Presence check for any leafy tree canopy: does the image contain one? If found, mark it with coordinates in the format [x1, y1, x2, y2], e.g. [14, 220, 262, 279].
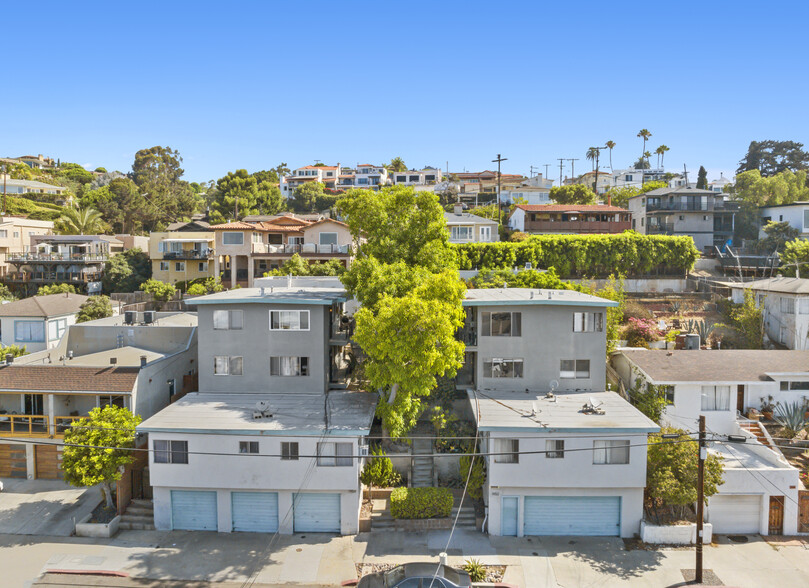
[37, 283, 77, 296]
[737, 140, 809, 176]
[263, 254, 346, 278]
[140, 278, 176, 302]
[604, 180, 668, 208]
[55, 206, 106, 235]
[696, 166, 708, 190]
[210, 168, 284, 223]
[131, 146, 198, 229]
[0, 344, 27, 358]
[61, 405, 141, 508]
[549, 184, 597, 205]
[81, 177, 147, 234]
[289, 181, 340, 214]
[731, 169, 809, 207]
[103, 248, 151, 293]
[387, 157, 407, 172]
[76, 295, 114, 323]
[759, 221, 800, 253]
[782, 239, 809, 277]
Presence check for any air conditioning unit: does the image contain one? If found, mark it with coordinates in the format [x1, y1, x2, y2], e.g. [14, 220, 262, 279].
[143, 311, 156, 324]
[359, 445, 369, 457]
[124, 311, 136, 325]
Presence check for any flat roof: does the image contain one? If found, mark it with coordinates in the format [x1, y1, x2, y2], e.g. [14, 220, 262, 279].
[618, 350, 809, 383]
[464, 288, 617, 308]
[62, 346, 166, 368]
[443, 212, 498, 225]
[721, 277, 809, 295]
[710, 441, 793, 471]
[84, 312, 197, 327]
[468, 390, 658, 433]
[186, 287, 346, 306]
[138, 391, 378, 436]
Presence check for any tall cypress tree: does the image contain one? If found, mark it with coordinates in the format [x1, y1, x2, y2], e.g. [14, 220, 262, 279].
[696, 166, 708, 189]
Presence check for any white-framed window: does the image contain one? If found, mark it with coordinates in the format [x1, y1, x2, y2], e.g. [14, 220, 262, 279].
[281, 442, 299, 461]
[239, 441, 259, 454]
[780, 297, 795, 314]
[47, 318, 67, 341]
[481, 311, 521, 337]
[270, 310, 309, 331]
[494, 438, 519, 463]
[593, 440, 629, 464]
[317, 442, 352, 466]
[15, 321, 45, 343]
[270, 356, 309, 376]
[214, 356, 243, 376]
[483, 358, 524, 378]
[560, 359, 590, 378]
[545, 439, 564, 459]
[213, 309, 243, 330]
[289, 236, 304, 245]
[199, 262, 206, 272]
[572, 312, 603, 332]
[804, 209, 809, 231]
[780, 381, 809, 391]
[13, 232, 18, 238]
[663, 385, 675, 404]
[700, 385, 731, 411]
[98, 395, 126, 408]
[0, 230, 7, 238]
[479, 226, 492, 242]
[154, 440, 188, 464]
[450, 226, 474, 241]
[160, 261, 169, 271]
[252, 232, 263, 244]
[318, 232, 338, 246]
[175, 262, 185, 271]
[222, 232, 244, 245]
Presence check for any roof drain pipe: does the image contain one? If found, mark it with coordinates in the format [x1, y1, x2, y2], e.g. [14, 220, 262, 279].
[482, 506, 488, 535]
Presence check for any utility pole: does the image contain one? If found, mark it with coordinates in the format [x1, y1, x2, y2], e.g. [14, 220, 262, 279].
[492, 154, 507, 226]
[544, 164, 551, 180]
[589, 146, 608, 197]
[566, 158, 580, 183]
[2, 164, 6, 215]
[683, 164, 690, 187]
[696, 415, 706, 585]
[558, 159, 565, 186]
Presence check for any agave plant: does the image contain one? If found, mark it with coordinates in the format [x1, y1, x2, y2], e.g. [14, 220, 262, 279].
[685, 319, 697, 334]
[669, 301, 682, 314]
[774, 401, 809, 438]
[694, 321, 716, 343]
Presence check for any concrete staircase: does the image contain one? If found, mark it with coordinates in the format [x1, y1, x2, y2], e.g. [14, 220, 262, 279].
[739, 421, 774, 450]
[411, 438, 434, 488]
[119, 499, 155, 530]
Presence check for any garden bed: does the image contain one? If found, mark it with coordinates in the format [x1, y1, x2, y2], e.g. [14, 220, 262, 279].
[75, 503, 121, 538]
[355, 563, 506, 583]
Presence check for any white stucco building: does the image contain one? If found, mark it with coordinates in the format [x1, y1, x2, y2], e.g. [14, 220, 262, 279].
[760, 201, 809, 240]
[444, 206, 499, 243]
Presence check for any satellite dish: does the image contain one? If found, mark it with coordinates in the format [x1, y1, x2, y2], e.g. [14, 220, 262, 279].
[589, 397, 603, 409]
[255, 400, 270, 412]
[549, 380, 559, 393]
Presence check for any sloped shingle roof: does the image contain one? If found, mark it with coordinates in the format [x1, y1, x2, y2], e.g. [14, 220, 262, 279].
[0, 293, 89, 318]
[0, 365, 139, 392]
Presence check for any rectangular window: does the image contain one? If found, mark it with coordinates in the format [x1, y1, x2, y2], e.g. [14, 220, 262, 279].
[664, 385, 675, 405]
[593, 440, 629, 464]
[154, 440, 188, 464]
[160, 261, 169, 271]
[545, 439, 564, 459]
[450, 226, 474, 241]
[319, 232, 338, 246]
[199, 262, 206, 272]
[270, 356, 309, 376]
[494, 438, 519, 463]
[317, 442, 353, 466]
[573, 312, 603, 332]
[804, 209, 809, 230]
[214, 356, 243, 376]
[0, 230, 7, 238]
[47, 318, 67, 341]
[781, 381, 809, 391]
[15, 321, 45, 343]
[700, 385, 731, 411]
[560, 359, 590, 378]
[252, 232, 262, 244]
[175, 262, 185, 271]
[481, 311, 521, 337]
[780, 297, 795, 314]
[479, 226, 492, 242]
[269, 310, 310, 331]
[99, 395, 126, 408]
[483, 358, 524, 378]
[281, 442, 299, 460]
[222, 232, 244, 245]
[213, 310, 243, 330]
[239, 441, 259, 454]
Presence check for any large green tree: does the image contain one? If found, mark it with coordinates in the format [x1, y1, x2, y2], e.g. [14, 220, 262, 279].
[637, 129, 652, 163]
[103, 248, 151, 293]
[289, 182, 339, 214]
[81, 178, 147, 234]
[131, 146, 198, 229]
[387, 157, 407, 172]
[549, 184, 597, 205]
[62, 405, 141, 508]
[605, 180, 668, 209]
[56, 206, 105, 235]
[76, 295, 114, 323]
[737, 140, 809, 176]
[696, 166, 708, 189]
[210, 169, 284, 222]
[338, 186, 465, 436]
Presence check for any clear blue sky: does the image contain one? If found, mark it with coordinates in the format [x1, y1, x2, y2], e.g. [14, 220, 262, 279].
[4, 1, 808, 184]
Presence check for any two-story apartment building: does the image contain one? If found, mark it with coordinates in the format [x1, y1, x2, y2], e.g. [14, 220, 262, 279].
[391, 167, 443, 186]
[280, 165, 339, 198]
[457, 288, 658, 537]
[0, 312, 198, 480]
[611, 349, 806, 535]
[3, 234, 123, 295]
[337, 164, 389, 190]
[212, 216, 353, 288]
[139, 285, 374, 534]
[627, 186, 738, 252]
[0, 216, 54, 277]
[508, 205, 631, 235]
[499, 175, 553, 206]
[149, 232, 215, 285]
[445, 206, 499, 243]
[760, 201, 809, 240]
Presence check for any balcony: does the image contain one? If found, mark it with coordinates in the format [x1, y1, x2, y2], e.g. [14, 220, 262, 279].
[523, 220, 631, 234]
[3, 271, 103, 283]
[646, 223, 675, 235]
[251, 243, 352, 256]
[6, 253, 108, 263]
[0, 414, 50, 437]
[162, 250, 213, 260]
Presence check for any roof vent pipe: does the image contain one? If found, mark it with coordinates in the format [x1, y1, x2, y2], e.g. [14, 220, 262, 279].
[140, 355, 147, 367]
[5, 354, 13, 365]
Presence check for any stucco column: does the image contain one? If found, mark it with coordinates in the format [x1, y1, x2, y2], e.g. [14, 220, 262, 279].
[47, 393, 55, 436]
[230, 256, 237, 289]
[213, 256, 220, 281]
[247, 257, 255, 288]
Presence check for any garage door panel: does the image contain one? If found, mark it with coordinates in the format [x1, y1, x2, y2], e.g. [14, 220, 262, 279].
[171, 490, 218, 531]
[232, 492, 279, 533]
[524, 496, 621, 536]
[709, 494, 761, 534]
[0, 444, 27, 478]
[293, 493, 340, 533]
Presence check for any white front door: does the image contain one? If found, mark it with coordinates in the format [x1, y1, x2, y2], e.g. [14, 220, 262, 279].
[501, 496, 518, 536]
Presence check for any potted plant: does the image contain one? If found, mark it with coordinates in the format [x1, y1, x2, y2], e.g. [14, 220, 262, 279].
[760, 396, 775, 420]
[746, 407, 761, 422]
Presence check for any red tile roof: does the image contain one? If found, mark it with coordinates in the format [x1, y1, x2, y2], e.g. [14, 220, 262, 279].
[0, 366, 139, 393]
[515, 204, 629, 213]
[299, 166, 338, 170]
[209, 221, 257, 230]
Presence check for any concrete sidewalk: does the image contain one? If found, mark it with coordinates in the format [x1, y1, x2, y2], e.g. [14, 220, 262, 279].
[0, 478, 100, 536]
[3, 529, 809, 588]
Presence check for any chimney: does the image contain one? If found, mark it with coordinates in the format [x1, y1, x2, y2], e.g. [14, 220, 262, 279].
[453, 203, 463, 215]
[140, 355, 147, 367]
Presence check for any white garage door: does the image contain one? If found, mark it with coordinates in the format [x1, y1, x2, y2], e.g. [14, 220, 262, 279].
[232, 492, 279, 533]
[293, 493, 341, 533]
[708, 494, 762, 534]
[171, 490, 218, 531]
[524, 496, 621, 536]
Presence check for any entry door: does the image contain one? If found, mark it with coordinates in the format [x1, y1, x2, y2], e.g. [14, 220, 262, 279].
[769, 496, 784, 536]
[24, 394, 44, 416]
[501, 497, 518, 536]
[736, 385, 745, 414]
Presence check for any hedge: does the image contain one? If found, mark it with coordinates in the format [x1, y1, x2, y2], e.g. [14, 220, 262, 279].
[390, 487, 453, 519]
[455, 232, 700, 278]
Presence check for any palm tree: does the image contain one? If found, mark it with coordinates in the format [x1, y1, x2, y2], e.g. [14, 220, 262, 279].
[643, 150, 652, 166]
[56, 206, 104, 235]
[637, 129, 652, 164]
[387, 157, 407, 173]
[586, 147, 598, 172]
[656, 145, 670, 169]
[605, 140, 616, 172]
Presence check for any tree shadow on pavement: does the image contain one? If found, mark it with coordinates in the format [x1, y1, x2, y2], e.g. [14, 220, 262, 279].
[541, 537, 666, 579]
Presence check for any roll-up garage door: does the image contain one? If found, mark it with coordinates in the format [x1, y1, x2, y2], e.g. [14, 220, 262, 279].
[171, 490, 218, 531]
[708, 494, 762, 534]
[524, 496, 621, 536]
[232, 492, 279, 533]
[293, 493, 341, 533]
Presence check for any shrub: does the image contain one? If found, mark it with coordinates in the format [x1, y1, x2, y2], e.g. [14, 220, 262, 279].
[459, 454, 486, 501]
[186, 283, 207, 296]
[625, 317, 661, 347]
[139, 278, 176, 302]
[623, 301, 653, 321]
[359, 445, 401, 488]
[389, 487, 453, 519]
[462, 559, 486, 582]
[37, 283, 77, 296]
[0, 344, 28, 358]
[76, 295, 113, 323]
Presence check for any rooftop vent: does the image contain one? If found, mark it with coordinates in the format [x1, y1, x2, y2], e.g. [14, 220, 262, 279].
[253, 400, 273, 420]
[581, 397, 605, 415]
[110, 357, 117, 365]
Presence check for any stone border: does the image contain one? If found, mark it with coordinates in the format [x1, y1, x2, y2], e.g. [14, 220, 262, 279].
[75, 513, 122, 538]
